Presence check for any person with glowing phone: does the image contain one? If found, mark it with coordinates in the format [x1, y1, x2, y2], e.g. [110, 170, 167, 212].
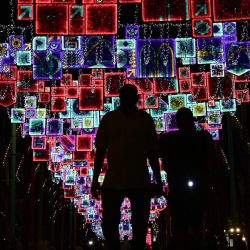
[159, 107, 215, 250]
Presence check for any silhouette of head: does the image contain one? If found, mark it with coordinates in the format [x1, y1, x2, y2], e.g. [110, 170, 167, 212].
[176, 107, 195, 131]
[119, 84, 138, 109]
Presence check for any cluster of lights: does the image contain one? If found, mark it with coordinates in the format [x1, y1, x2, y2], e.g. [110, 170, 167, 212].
[229, 227, 241, 234]
[0, 0, 249, 241]
[225, 228, 248, 245]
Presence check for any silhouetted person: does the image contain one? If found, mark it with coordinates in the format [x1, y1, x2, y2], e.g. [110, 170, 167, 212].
[159, 108, 215, 250]
[91, 84, 163, 250]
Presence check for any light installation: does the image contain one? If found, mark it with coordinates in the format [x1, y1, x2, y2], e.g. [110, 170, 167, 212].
[0, 0, 249, 241]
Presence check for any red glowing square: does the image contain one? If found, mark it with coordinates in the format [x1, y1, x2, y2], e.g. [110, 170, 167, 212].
[35, 0, 51, 3]
[154, 78, 178, 94]
[73, 151, 90, 161]
[69, 5, 86, 35]
[234, 72, 250, 82]
[52, 0, 75, 2]
[17, 4, 34, 21]
[86, 4, 117, 35]
[69, 19, 86, 35]
[80, 168, 88, 176]
[79, 87, 103, 110]
[39, 92, 50, 103]
[89, 162, 94, 168]
[191, 72, 207, 86]
[213, 0, 250, 21]
[38, 81, 45, 92]
[64, 189, 76, 199]
[191, 87, 208, 101]
[142, 0, 167, 22]
[130, 78, 154, 94]
[36, 4, 69, 35]
[92, 80, 104, 86]
[168, 0, 190, 21]
[104, 72, 126, 96]
[17, 70, 32, 82]
[207, 73, 219, 99]
[77, 135, 93, 151]
[83, 0, 117, 2]
[192, 18, 212, 37]
[0, 81, 17, 107]
[99, 0, 117, 2]
[66, 86, 78, 98]
[51, 96, 66, 112]
[60, 74, 73, 86]
[191, 0, 211, 18]
[51, 87, 66, 96]
[92, 69, 104, 79]
[179, 80, 191, 93]
[17, 70, 38, 92]
[33, 148, 50, 162]
[18, 0, 33, 2]
[79, 74, 92, 86]
[236, 90, 249, 103]
[207, 72, 234, 100]
[142, 0, 190, 22]
[119, 0, 141, 2]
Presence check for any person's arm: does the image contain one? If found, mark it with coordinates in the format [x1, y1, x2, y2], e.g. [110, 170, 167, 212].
[91, 147, 106, 199]
[147, 115, 163, 195]
[149, 153, 163, 188]
[91, 115, 108, 199]
[158, 133, 167, 171]
[149, 150, 164, 199]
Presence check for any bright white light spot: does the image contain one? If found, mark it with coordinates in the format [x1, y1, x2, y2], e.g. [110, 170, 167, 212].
[236, 228, 241, 233]
[242, 236, 246, 242]
[188, 181, 194, 187]
[230, 228, 234, 233]
[89, 240, 94, 245]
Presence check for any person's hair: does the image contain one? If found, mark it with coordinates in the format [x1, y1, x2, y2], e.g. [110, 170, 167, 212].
[176, 107, 194, 130]
[119, 84, 138, 107]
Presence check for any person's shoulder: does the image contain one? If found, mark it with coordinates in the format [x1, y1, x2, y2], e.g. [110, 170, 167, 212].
[137, 109, 153, 120]
[102, 110, 119, 119]
[138, 109, 150, 116]
[99, 110, 118, 125]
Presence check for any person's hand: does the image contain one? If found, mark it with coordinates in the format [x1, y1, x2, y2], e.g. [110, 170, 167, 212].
[91, 181, 101, 200]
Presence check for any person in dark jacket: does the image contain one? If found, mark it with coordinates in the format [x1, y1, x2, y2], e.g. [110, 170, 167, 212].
[159, 107, 215, 250]
[91, 84, 163, 250]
